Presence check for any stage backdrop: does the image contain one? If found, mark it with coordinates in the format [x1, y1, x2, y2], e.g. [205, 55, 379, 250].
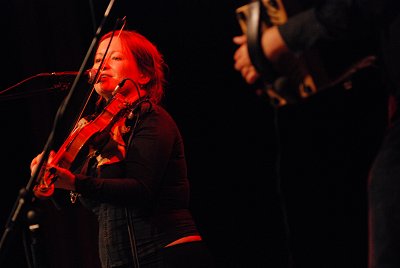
[0, 1, 388, 267]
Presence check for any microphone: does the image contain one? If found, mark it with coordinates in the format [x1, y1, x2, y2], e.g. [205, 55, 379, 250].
[0, 69, 98, 95]
[112, 78, 129, 96]
[41, 69, 98, 84]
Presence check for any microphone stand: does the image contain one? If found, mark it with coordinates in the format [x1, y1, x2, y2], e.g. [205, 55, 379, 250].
[0, 0, 117, 267]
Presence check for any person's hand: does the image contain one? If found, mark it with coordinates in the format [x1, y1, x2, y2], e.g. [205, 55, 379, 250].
[51, 165, 76, 191]
[30, 151, 76, 191]
[30, 151, 53, 177]
[30, 152, 43, 177]
[233, 27, 290, 85]
[233, 35, 260, 84]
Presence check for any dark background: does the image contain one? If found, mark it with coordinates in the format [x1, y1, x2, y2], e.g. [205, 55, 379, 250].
[0, 1, 389, 267]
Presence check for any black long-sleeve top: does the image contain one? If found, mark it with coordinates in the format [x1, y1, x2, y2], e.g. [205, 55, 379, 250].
[75, 102, 190, 209]
[72, 101, 199, 264]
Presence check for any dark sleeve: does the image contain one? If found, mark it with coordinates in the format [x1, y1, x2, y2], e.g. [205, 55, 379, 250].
[278, 0, 394, 52]
[278, 8, 328, 51]
[75, 106, 181, 205]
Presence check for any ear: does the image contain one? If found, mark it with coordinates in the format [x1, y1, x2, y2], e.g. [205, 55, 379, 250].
[138, 74, 150, 86]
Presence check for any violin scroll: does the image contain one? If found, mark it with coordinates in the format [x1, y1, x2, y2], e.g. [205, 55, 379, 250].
[33, 166, 57, 199]
[33, 181, 55, 199]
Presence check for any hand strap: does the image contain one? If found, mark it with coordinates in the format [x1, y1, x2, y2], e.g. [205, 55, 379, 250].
[246, 0, 277, 83]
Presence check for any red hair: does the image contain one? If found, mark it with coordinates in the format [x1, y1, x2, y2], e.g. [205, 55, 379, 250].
[97, 30, 167, 104]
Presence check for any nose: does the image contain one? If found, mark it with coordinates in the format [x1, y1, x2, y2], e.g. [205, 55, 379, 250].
[102, 59, 111, 68]
[94, 55, 111, 71]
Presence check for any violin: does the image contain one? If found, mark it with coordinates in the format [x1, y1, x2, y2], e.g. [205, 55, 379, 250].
[33, 92, 137, 199]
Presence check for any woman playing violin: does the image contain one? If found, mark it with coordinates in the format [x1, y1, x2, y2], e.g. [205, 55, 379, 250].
[30, 29, 214, 268]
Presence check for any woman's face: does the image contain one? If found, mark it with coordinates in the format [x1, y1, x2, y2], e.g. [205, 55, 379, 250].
[92, 37, 141, 100]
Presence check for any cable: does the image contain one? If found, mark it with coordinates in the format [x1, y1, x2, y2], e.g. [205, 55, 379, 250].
[272, 106, 294, 268]
[125, 208, 140, 268]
